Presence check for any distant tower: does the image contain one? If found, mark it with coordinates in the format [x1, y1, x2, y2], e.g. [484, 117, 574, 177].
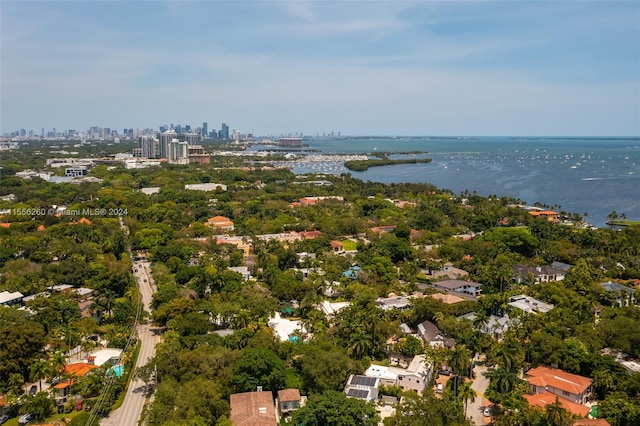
[220, 123, 229, 140]
[202, 122, 208, 138]
[158, 130, 176, 159]
[184, 133, 201, 146]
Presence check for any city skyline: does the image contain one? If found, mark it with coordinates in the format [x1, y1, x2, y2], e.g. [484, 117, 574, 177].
[1, 1, 639, 136]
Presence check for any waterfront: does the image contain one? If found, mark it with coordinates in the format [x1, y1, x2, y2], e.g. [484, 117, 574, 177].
[255, 137, 640, 228]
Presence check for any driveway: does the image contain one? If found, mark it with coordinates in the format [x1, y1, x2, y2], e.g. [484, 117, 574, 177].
[467, 365, 491, 425]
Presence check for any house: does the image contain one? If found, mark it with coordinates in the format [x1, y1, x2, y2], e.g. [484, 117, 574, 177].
[528, 210, 560, 222]
[344, 375, 380, 401]
[206, 216, 235, 230]
[512, 264, 567, 284]
[525, 366, 592, 405]
[0, 291, 24, 307]
[376, 296, 411, 311]
[277, 389, 304, 417]
[599, 280, 637, 306]
[457, 313, 511, 339]
[229, 390, 277, 426]
[87, 348, 123, 367]
[299, 196, 344, 206]
[54, 362, 100, 397]
[369, 225, 396, 237]
[318, 301, 350, 318]
[185, 183, 227, 191]
[299, 230, 322, 239]
[268, 312, 306, 342]
[573, 420, 611, 426]
[417, 320, 455, 348]
[432, 279, 482, 297]
[330, 240, 344, 253]
[508, 295, 554, 314]
[427, 263, 469, 280]
[343, 266, 362, 279]
[524, 392, 590, 418]
[216, 235, 253, 257]
[229, 266, 251, 281]
[365, 355, 432, 394]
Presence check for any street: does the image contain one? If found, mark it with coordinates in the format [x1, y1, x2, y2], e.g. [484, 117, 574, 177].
[100, 260, 161, 426]
[467, 365, 491, 426]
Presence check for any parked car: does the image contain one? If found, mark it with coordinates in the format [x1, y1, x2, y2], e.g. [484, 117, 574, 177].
[28, 385, 37, 395]
[18, 413, 33, 425]
[436, 383, 443, 393]
[483, 407, 491, 417]
[0, 414, 10, 425]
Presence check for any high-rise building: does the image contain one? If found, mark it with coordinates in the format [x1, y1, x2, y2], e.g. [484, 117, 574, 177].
[159, 130, 177, 159]
[220, 123, 229, 140]
[138, 135, 157, 158]
[169, 140, 189, 164]
[202, 122, 208, 138]
[184, 133, 202, 146]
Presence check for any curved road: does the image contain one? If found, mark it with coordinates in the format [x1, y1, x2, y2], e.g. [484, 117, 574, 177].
[101, 258, 161, 426]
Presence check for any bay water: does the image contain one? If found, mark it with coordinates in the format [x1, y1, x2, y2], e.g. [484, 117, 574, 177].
[258, 137, 640, 228]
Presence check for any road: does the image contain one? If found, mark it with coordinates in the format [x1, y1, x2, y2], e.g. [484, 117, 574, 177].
[101, 259, 161, 426]
[467, 365, 491, 426]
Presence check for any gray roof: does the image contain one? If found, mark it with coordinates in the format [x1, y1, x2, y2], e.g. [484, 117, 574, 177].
[433, 279, 482, 289]
[600, 281, 636, 294]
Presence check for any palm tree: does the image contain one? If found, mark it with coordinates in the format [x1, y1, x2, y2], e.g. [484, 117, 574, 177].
[29, 359, 49, 392]
[48, 350, 67, 382]
[487, 366, 519, 394]
[472, 311, 489, 335]
[458, 380, 477, 417]
[545, 397, 572, 426]
[447, 345, 471, 378]
[349, 330, 373, 360]
[493, 340, 521, 372]
[8, 373, 25, 395]
[592, 369, 616, 399]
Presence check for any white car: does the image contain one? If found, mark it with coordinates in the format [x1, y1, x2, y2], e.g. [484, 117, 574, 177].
[436, 383, 443, 393]
[483, 407, 491, 417]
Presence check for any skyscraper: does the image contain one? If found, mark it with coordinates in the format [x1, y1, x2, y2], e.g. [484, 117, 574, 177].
[184, 133, 201, 146]
[220, 123, 229, 140]
[159, 129, 177, 159]
[138, 135, 157, 158]
[202, 122, 208, 138]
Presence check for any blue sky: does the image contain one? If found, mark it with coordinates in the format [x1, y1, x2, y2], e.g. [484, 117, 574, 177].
[1, 1, 639, 136]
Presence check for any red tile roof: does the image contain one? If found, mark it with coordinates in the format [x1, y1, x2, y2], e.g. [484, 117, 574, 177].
[524, 392, 590, 417]
[230, 391, 276, 426]
[277, 389, 301, 402]
[573, 420, 611, 426]
[63, 363, 99, 377]
[526, 366, 592, 395]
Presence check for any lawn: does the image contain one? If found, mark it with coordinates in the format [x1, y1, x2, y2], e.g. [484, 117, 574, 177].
[342, 239, 358, 251]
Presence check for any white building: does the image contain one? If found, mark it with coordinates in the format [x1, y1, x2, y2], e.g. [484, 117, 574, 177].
[184, 183, 227, 192]
[365, 355, 431, 394]
[508, 295, 554, 314]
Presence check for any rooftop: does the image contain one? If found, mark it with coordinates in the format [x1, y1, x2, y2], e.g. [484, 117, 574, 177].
[230, 391, 277, 426]
[508, 295, 554, 314]
[526, 366, 592, 395]
[524, 392, 590, 417]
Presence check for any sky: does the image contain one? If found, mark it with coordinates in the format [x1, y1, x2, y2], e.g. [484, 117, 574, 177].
[1, 1, 639, 136]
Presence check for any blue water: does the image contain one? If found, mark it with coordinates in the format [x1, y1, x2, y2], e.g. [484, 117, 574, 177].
[109, 364, 124, 378]
[255, 137, 640, 227]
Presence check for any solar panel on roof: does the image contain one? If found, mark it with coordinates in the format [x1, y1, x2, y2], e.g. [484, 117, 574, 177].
[351, 375, 376, 387]
[347, 389, 369, 399]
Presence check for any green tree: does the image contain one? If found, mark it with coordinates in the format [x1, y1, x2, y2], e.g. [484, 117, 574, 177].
[384, 392, 472, 426]
[291, 390, 379, 426]
[29, 359, 48, 392]
[21, 391, 54, 421]
[229, 347, 286, 393]
[457, 381, 477, 417]
[544, 397, 572, 426]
